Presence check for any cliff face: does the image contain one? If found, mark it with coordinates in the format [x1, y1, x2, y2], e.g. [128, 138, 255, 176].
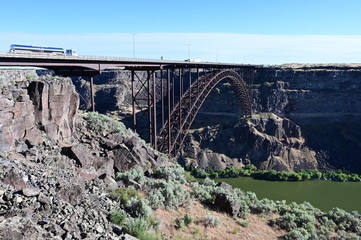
[254, 65, 361, 121]
[185, 64, 361, 172]
[253, 65, 361, 172]
[0, 72, 79, 150]
[181, 113, 318, 171]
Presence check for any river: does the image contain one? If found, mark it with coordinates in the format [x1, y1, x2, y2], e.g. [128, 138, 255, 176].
[214, 177, 361, 213]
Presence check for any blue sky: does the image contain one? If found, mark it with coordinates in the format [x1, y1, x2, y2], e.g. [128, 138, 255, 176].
[1, 0, 361, 64]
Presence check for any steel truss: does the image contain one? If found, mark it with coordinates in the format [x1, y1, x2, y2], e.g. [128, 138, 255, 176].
[131, 67, 254, 156]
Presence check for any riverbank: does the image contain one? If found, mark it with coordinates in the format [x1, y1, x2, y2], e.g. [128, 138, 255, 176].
[187, 164, 361, 182]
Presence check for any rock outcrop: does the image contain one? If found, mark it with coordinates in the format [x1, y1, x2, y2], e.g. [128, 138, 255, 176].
[181, 113, 317, 171]
[0, 70, 170, 239]
[0, 74, 79, 150]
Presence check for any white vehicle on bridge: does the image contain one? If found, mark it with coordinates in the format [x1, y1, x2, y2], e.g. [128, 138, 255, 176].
[184, 59, 202, 62]
[9, 44, 78, 56]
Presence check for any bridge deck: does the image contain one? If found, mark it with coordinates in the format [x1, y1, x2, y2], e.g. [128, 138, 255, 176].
[0, 53, 257, 71]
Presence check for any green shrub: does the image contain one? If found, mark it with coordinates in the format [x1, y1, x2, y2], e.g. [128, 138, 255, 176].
[83, 111, 127, 135]
[110, 209, 127, 226]
[203, 214, 222, 228]
[250, 198, 277, 215]
[146, 215, 161, 229]
[187, 164, 361, 182]
[324, 208, 361, 233]
[147, 189, 166, 209]
[271, 202, 317, 233]
[153, 165, 187, 183]
[175, 218, 185, 229]
[183, 171, 197, 182]
[26, 74, 37, 80]
[232, 227, 239, 234]
[137, 231, 163, 240]
[125, 218, 148, 238]
[238, 220, 249, 228]
[146, 179, 190, 209]
[107, 187, 140, 205]
[284, 228, 310, 240]
[238, 200, 251, 218]
[116, 168, 145, 184]
[183, 213, 194, 226]
[189, 181, 215, 203]
[126, 197, 153, 219]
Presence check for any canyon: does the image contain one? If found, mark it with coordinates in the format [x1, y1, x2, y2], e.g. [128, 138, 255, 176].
[73, 64, 361, 173]
[0, 66, 360, 239]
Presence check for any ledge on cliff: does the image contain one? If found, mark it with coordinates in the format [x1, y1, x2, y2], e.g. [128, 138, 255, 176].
[181, 113, 318, 172]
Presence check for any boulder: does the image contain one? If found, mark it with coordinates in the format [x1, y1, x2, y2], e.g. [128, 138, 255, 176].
[214, 192, 240, 217]
[3, 168, 28, 190]
[22, 187, 41, 197]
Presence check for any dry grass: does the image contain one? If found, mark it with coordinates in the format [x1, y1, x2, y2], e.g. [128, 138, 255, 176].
[153, 199, 285, 240]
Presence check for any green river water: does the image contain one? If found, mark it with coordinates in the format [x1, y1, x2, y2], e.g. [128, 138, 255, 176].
[214, 177, 361, 213]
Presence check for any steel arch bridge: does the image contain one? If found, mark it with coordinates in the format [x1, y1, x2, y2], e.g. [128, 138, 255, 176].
[130, 67, 254, 156]
[0, 53, 255, 156]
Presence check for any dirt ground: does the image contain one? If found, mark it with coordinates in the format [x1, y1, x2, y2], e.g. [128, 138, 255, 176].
[154, 200, 285, 240]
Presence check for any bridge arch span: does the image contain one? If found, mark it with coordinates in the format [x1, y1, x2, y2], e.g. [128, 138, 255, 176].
[157, 69, 252, 155]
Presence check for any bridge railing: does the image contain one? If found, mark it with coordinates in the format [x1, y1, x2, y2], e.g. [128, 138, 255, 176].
[0, 52, 187, 63]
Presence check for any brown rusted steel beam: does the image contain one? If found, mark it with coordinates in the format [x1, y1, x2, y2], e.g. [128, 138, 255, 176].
[131, 70, 136, 132]
[147, 71, 152, 145]
[160, 69, 164, 127]
[90, 76, 95, 111]
[172, 70, 175, 110]
[178, 68, 182, 152]
[189, 68, 192, 111]
[167, 69, 171, 155]
[152, 72, 157, 150]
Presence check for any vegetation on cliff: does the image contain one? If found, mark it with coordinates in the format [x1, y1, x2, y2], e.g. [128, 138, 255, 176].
[187, 164, 361, 182]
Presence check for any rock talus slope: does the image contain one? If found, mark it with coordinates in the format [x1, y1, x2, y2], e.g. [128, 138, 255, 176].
[0, 72, 169, 239]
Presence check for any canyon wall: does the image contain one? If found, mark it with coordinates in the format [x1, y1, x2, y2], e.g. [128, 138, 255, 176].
[68, 64, 361, 173]
[190, 64, 361, 172]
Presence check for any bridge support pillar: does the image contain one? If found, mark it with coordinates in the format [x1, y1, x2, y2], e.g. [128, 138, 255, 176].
[90, 76, 95, 111]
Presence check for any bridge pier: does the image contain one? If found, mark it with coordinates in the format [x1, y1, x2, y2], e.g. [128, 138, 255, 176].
[90, 76, 95, 112]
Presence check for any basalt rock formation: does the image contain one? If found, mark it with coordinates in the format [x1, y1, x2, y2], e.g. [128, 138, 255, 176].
[0, 73, 78, 150]
[181, 113, 317, 171]
[0, 70, 169, 239]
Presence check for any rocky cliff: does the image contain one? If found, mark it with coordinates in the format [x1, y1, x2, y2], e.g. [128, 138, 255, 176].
[253, 64, 361, 172]
[0, 70, 170, 239]
[181, 113, 318, 171]
[0, 72, 78, 150]
[182, 64, 361, 172]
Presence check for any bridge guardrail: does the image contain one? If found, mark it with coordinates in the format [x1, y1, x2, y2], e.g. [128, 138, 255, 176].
[0, 52, 184, 63]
